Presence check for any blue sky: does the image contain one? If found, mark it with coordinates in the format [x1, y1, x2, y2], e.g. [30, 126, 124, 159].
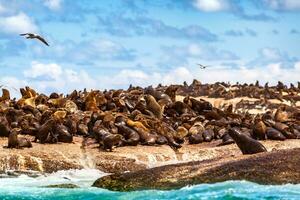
[0, 0, 300, 96]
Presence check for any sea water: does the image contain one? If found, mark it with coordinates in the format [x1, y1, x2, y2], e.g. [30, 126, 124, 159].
[0, 169, 299, 200]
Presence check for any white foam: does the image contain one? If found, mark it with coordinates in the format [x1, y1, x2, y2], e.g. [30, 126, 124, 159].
[0, 169, 108, 188]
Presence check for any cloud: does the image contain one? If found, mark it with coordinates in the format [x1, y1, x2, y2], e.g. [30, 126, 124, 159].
[225, 30, 244, 37]
[263, 0, 300, 11]
[0, 3, 6, 14]
[43, 0, 62, 11]
[272, 29, 279, 34]
[0, 12, 38, 34]
[12, 61, 96, 96]
[290, 29, 300, 34]
[249, 47, 297, 67]
[224, 29, 257, 37]
[27, 38, 137, 64]
[24, 62, 63, 80]
[97, 15, 218, 42]
[235, 11, 276, 22]
[193, 0, 230, 12]
[2, 61, 300, 98]
[160, 43, 239, 66]
[190, 0, 276, 21]
[245, 28, 257, 37]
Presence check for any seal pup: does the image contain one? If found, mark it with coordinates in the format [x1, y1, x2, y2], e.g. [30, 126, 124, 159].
[8, 128, 32, 148]
[228, 128, 267, 155]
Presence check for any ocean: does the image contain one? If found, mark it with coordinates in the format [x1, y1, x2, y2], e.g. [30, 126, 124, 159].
[0, 169, 299, 200]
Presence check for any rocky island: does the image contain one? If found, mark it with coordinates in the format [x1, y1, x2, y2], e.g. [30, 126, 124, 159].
[0, 80, 299, 190]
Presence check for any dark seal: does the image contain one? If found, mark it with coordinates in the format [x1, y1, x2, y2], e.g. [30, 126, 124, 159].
[228, 128, 267, 155]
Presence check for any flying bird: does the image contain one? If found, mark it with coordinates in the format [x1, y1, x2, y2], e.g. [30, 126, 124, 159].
[197, 63, 210, 69]
[20, 33, 49, 46]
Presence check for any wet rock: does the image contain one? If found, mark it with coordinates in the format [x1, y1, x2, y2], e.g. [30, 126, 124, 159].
[93, 148, 300, 191]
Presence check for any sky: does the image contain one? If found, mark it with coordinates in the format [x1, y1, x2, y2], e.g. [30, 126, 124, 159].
[0, 0, 300, 96]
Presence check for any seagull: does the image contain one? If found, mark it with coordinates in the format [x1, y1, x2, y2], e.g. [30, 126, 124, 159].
[20, 33, 49, 46]
[197, 63, 210, 69]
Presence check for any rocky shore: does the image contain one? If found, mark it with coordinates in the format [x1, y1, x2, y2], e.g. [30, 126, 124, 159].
[93, 148, 300, 191]
[1, 136, 300, 174]
[0, 81, 299, 190]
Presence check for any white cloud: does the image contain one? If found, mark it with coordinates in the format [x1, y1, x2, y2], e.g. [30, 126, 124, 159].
[0, 12, 38, 34]
[44, 0, 62, 11]
[0, 3, 6, 14]
[264, 0, 300, 10]
[1, 61, 300, 98]
[193, 0, 230, 12]
[24, 62, 62, 79]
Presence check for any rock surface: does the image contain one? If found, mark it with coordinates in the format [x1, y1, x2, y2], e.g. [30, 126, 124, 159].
[1, 136, 300, 174]
[93, 148, 300, 191]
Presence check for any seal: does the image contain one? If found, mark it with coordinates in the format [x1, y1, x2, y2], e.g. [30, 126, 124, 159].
[188, 133, 203, 144]
[217, 133, 234, 146]
[164, 85, 179, 102]
[144, 95, 163, 119]
[133, 126, 156, 145]
[35, 118, 56, 143]
[228, 128, 267, 154]
[266, 127, 286, 140]
[8, 128, 32, 148]
[188, 122, 205, 135]
[252, 120, 267, 140]
[55, 124, 73, 143]
[273, 122, 296, 139]
[174, 126, 188, 143]
[98, 129, 124, 151]
[115, 122, 140, 146]
[203, 129, 214, 142]
[0, 88, 10, 101]
[0, 115, 10, 137]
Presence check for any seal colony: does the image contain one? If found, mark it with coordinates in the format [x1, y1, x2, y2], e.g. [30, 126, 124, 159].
[0, 80, 299, 155]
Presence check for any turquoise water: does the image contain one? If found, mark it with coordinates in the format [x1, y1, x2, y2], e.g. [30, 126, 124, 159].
[0, 169, 299, 200]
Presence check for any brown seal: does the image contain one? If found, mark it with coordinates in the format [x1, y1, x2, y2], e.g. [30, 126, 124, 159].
[228, 128, 267, 154]
[35, 118, 56, 143]
[54, 124, 73, 143]
[0, 88, 10, 101]
[115, 122, 140, 146]
[98, 129, 124, 151]
[8, 128, 32, 148]
[0, 115, 10, 137]
[252, 120, 267, 140]
[133, 126, 156, 145]
[144, 95, 163, 119]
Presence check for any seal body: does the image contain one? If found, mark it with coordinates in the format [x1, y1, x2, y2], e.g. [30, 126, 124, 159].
[116, 123, 140, 146]
[144, 95, 163, 119]
[228, 128, 267, 154]
[8, 129, 32, 148]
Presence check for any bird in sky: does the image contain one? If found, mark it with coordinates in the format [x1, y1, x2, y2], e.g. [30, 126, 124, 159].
[196, 63, 211, 69]
[20, 33, 49, 46]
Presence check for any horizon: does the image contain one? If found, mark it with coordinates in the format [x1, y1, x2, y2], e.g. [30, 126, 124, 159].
[0, 0, 300, 97]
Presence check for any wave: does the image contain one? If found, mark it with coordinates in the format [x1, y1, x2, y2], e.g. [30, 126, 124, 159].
[0, 169, 300, 200]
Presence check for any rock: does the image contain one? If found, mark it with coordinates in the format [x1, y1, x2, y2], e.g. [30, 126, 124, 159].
[44, 183, 79, 188]
[92, 148, 300, 191]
